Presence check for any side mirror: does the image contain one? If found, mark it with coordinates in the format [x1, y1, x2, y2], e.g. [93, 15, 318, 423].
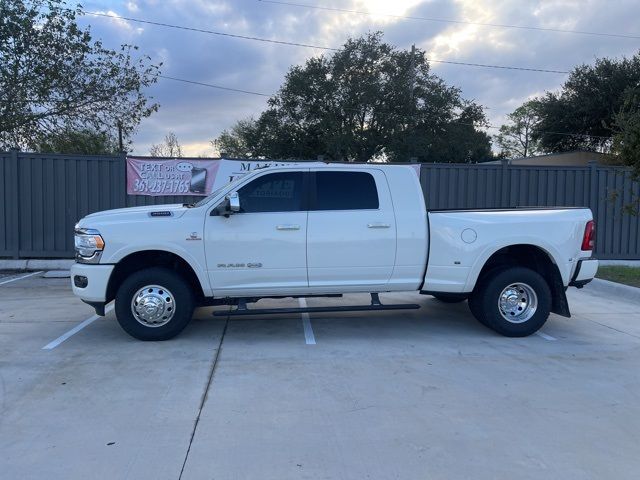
[228, 192, 240, 213]
[211, 191, 241, 217]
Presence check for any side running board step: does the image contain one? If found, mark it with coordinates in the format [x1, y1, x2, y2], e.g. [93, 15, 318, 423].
[213, 303, 421, 317]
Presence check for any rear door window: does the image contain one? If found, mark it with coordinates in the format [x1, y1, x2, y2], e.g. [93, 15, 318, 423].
[314, 171, 379, 210]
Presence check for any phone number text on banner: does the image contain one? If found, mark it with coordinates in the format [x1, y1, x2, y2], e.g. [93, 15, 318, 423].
[126, 157, 221, 196]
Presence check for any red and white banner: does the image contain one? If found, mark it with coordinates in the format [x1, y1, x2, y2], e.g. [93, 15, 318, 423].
[126, 157, 294, 196]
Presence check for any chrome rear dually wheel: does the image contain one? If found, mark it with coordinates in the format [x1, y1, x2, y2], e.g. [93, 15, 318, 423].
[498, 283, 538, 324]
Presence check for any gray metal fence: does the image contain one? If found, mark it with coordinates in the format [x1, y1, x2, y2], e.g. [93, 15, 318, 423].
[419, 162, 640, 259]
[1, 151, 639, 259]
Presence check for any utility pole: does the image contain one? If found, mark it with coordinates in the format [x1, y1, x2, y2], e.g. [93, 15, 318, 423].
[117, 120, 124, 152]
[408, 44, 416, 161]
[410, 44, 416, 104]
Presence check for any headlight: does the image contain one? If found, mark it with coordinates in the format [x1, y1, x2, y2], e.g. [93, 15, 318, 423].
[74, 227, 105, 263]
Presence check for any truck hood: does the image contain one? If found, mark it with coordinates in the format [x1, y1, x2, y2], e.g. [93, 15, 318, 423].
[79, 203, 189, 226]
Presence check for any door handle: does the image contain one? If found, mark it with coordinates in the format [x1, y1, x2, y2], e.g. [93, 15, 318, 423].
[276, 224, 301, 230]
[367, 223, 390, 228]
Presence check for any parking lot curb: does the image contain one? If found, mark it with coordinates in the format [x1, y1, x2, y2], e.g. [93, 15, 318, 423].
[0, 259, 74, 272]
[588, 278, 640, 304]
[598, 260, 640, 267]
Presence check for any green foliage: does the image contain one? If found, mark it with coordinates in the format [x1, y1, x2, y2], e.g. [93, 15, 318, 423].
[611, 87, 640, 215]
[149, 132, 183, 157]
[612, 87, 640, 176]
[36, 129, 119, 154]
[531, 53, 640, 153]
[0, 0, 161, 151]
[494, 101, 541, 158]
[214, 33, 491, 162]
[212, 119, 262, 158]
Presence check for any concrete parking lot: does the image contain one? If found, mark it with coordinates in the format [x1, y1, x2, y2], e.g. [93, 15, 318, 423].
[1, 272, 639, 480]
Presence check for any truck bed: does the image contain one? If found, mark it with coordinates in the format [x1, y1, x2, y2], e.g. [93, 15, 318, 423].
[423, 207, 593, 293]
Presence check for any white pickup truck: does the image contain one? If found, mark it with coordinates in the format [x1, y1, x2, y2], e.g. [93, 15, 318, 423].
[71, 164, 598, 341]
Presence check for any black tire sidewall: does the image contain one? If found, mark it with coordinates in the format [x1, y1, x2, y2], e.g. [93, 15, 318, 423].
[115, 267, 194, 341]
[477, 267, 551, 337]
[432, 293, 468, 303]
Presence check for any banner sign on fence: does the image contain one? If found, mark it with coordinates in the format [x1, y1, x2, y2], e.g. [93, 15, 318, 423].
[126, 157, 295, 196]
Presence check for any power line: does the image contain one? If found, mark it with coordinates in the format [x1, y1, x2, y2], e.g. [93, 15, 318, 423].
[158, 75, 271, 96]
[78, 10, 569, 74]
[80, 10, 337, 51]
[426, 59, 567, 74]
[258, 0, 640, 40]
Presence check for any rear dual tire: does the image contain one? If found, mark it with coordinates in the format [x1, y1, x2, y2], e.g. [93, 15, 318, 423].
[468, 267, 551, 337]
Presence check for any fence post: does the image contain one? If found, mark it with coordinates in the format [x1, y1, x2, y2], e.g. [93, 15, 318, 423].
[120, 151, 128, 208]
[500, 158, 509, 207]
[588, 161, 598, 212]
[9, 149, 20, 259]
[588, 161, 600, 257]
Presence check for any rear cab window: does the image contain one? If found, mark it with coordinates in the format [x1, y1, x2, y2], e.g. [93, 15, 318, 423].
[313, 171, 379, 211]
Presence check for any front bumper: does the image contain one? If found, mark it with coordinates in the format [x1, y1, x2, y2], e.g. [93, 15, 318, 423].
[569, 258, 599, 288]
[70, 263, 114, 303]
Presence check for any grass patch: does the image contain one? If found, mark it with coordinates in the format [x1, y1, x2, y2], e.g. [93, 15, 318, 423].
[596, 266, 640, 288]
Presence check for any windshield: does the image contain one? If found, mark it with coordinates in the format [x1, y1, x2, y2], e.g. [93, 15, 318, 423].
[192, 174, 248, 208]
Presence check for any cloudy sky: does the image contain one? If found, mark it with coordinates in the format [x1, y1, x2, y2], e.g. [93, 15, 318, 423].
[78, 0, 640, 156]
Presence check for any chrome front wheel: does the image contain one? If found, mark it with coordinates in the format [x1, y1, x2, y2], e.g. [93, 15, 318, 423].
[131, 285, 176, 327]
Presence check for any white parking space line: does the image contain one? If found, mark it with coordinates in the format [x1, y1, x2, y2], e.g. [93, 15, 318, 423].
[42, 303, 115, 350]
[535, 331, 557, 341]
[0, 271, 43, 286]
[298, 298, 316, 345]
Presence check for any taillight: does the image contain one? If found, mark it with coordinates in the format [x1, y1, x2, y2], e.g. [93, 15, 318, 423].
[581, 220, 595, 251]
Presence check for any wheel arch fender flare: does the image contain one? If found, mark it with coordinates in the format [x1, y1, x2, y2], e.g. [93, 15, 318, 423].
[466, 242, 570, 318]
[106, 246, 211, 303]
[464, 240, 566, 292]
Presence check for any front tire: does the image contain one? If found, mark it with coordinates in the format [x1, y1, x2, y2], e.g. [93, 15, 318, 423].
[115, 267, 194, 341]
[471, 267, 551, 337]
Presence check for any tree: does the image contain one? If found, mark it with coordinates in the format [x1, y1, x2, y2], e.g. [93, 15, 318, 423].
[214, 33, 491, 162]
[36, 129, 119, 154]
[0, 0, 161, 151]
[149, 132, 183, 157]
[609, 87, 640, 215]
[494, 101, 541, 158]
[530, 53, 640, 153]
[612, 88, 640, 175]
[211, 119, 261, 157]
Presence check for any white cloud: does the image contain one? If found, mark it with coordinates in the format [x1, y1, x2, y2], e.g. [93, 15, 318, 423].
[92, 9, 144, 35]
[125, 1, 139, 13]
